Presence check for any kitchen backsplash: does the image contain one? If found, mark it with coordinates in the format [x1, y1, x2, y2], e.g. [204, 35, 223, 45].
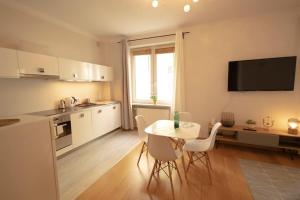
[0, 78, 110, 117]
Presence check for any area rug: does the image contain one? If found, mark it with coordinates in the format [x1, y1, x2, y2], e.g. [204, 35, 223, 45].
[239, 159, 300, 200]
[57, 130, 140, 200]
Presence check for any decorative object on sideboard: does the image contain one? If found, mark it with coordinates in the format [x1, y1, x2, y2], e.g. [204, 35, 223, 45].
[246, 119, 256, 130]
[262, 116, 274, 130]
[288, 118, 299, 135]
[150, 95, 157, 105]
[221, 112, 235, 127]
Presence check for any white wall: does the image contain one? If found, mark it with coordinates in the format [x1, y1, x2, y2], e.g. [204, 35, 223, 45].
[106, 10, 300, 134]
[183, 11, 300, 133]
[103, 42, 123, 102]
[0, 3, 106, 117]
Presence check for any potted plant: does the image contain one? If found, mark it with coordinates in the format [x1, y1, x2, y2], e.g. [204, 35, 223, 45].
[150, 95, 157, 105]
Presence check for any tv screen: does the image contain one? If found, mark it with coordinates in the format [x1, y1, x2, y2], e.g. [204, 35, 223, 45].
[228, 56, 297, 91]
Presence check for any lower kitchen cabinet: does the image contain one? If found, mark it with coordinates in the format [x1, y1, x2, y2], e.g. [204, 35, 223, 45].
[91, 103, 121, 139]
[61, 103, 121, 156]
[109, 103, 121, 132]
[92, 106, 109, 138]
[0, 118, 59, 200]
[71, 110, 93, 148]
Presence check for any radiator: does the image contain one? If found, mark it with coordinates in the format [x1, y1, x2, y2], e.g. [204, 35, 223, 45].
[133, 105, 170, 127]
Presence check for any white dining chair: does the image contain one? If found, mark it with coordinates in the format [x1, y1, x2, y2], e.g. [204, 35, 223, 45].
[183, 122, 222, 183]
[135, 115, 148, 166]
[147, 134, 183, 200]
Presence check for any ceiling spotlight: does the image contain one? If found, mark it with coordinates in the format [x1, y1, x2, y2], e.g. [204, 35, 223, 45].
[193, 0, 199, 2]
[152, 0, 159, 8]
[184, 4, 191, 13]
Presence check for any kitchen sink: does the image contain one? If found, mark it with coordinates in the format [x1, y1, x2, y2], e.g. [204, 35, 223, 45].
[0, 119, 20, 127]
[76, 103, 98, 108]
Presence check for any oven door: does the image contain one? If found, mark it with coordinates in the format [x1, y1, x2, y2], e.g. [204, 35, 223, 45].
[54, 122, 72, 151]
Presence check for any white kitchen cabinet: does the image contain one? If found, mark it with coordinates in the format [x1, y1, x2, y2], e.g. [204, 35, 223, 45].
[0, 118, 59, 200]
[0, 47, 19, 78]
[71, 110, 93, 148]
[91, 103, 121, 140]
[59, 58, 91, 81]
[102, 66, 113, 81]
[18, 51, 59, 76]
[91, 64, 105, 81]
[91, 64, 113, 82]
[107, 103, 121, 132]
[91, 106, 110, 138]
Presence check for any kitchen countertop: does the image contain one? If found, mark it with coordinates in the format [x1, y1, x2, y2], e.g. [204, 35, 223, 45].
[0, 115, 48, 130]
[29, 101, 120, 118]
[0, 101, 120, 127]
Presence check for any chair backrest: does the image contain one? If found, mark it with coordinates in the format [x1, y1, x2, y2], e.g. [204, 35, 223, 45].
[148, 134, 178, 161]
[207, 122, 222, 151]
[178, 112, 192, 122]
[135, 115, 147, 141]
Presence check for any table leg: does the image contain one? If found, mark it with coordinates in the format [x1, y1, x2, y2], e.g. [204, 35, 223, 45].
[178, 139, 187, 179]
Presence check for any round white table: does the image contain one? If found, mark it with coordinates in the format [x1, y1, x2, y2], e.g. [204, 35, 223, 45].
[144, 120, 201, 175]
[145, 120, 200, 140]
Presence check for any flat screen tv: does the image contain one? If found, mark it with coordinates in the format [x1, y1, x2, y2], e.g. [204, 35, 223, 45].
[228, 56, 297, 91]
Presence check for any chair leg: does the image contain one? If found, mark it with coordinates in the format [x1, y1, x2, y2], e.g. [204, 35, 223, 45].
[187, 151, 194, 165]
[173, 161, 182, 183]
[137, 142, 145, 166]
[204, 154, 212, 184]
[175, 141, 179, 150]
[157, 161, 162, 176]
[147, 160, 157, 189]
[167, 161, 175, 200]
[186, 152, 194, 172]
[205, 152, 213, 170]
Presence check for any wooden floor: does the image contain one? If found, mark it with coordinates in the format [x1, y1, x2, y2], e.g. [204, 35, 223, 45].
[78, 143, 300, 200]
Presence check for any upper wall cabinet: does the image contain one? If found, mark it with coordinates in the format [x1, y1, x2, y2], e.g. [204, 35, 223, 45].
[0, 47, 113, 82]
[18, 51, 59, 76]
[92, 64, 113, 82]
[102, 66, 113, 81]
[0, 47, 19, 78]
[59, 58, 91, 81]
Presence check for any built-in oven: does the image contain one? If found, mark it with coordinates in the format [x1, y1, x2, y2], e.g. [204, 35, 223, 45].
[53, 114, 72, 151]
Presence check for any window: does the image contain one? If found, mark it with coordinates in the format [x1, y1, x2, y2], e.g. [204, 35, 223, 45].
[131, 45, 175, 105]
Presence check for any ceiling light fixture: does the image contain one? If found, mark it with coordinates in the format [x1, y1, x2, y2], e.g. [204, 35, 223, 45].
[152, 0, 159, 8]
[184, 4, 191, 13]
[151, 0, 197, 13]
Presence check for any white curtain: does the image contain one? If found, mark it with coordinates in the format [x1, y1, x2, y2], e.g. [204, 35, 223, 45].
[121, 39, 134, 130]
[171, 31, 186, 116]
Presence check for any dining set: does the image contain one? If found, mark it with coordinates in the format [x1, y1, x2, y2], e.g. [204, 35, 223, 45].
[135, 112, 222, 199]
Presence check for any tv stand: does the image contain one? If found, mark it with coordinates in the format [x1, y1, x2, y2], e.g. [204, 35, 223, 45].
[208, 124, 300, 159]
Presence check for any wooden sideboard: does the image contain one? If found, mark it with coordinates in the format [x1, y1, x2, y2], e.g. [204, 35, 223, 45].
[209, 124, 300, 158]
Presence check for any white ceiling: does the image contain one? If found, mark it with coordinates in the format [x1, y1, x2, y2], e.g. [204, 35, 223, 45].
[1, 0, 300, 39]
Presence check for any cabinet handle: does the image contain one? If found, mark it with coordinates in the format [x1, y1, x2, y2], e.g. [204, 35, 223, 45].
[38, 68, 45, 73]
[73, 73, 78, 78]
[101, 76, 105, 79]
[98, 110, 102, 113]
[113, 106, 116, 109]
[80, 113, 85, 118]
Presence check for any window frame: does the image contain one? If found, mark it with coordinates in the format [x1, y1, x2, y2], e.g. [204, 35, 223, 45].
[130, 44, 175, 105]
